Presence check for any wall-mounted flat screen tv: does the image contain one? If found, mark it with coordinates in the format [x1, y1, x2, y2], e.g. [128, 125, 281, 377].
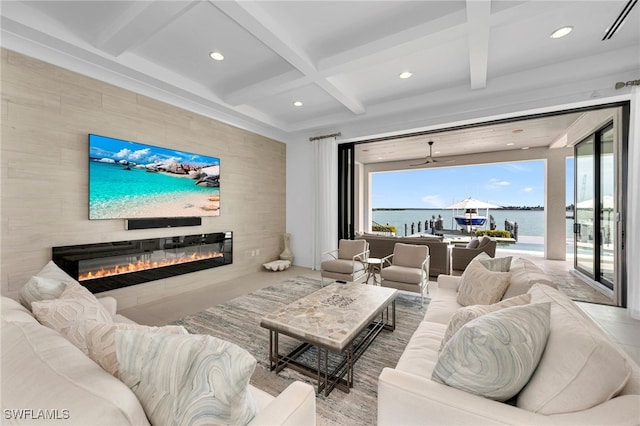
[89, 134, 220, 220]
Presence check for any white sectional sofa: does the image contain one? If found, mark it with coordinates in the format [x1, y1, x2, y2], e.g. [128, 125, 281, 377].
[378, 257, 640, 425]
[1, 292, 316, 425]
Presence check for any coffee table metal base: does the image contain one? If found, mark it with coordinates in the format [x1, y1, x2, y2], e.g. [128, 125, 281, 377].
[268, 301, 395, 396]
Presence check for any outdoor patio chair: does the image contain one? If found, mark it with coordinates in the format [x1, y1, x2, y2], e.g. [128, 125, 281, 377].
[320, 239, 369, 284]
[451, 236, 497, 272]
[380, 243, 430, 306]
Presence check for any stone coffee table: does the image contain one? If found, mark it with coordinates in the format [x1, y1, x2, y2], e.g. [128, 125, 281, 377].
[260, 282, 397, 396]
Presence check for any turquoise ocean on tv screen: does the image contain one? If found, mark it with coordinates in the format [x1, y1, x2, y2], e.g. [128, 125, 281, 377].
[89, 161, 218, 219]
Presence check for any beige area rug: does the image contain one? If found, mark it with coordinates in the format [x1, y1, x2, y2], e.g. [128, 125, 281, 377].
[172, 276, 428, 425]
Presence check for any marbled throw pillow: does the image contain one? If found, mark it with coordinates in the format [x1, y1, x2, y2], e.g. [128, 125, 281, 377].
[18, 261, 79, 310]
[433, 302, 551, 401]
[440, 293, 531, 350]
[456, 260, 511, 306]
[31, 281, 113, 354]
[116, 331, 258, 426]
[85, 321, 188, 377]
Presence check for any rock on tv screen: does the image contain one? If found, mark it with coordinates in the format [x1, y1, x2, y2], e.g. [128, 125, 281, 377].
[89, 134, 220, 219]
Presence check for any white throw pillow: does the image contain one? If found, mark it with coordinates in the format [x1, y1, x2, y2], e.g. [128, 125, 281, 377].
[456, 260, 511, 306]
[19, 276, 67, 311]
[85, 321, 189, 377]
[433, 303, 551, 401]
[503, 258, 556, 299]
[517, 284, 632, 414]
[116, 331, 258, 426]
[476, 254, 512, 272]
[440, 293, 531, 350]
[18, 261, 78, 310]
[31, 281, 113, 354]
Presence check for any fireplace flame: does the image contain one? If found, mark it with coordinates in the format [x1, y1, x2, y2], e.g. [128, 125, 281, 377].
[79, 250, 223, 281]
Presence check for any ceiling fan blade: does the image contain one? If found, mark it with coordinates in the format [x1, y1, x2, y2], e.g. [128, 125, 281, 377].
[410, 159, 431, 167]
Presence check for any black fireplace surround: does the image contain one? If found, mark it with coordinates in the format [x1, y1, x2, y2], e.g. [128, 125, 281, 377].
[52, 232, 232, 293]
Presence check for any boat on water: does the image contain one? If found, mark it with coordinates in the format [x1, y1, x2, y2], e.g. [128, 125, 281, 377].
[447, 197, 500, 233]
[454, 208, 487, 231]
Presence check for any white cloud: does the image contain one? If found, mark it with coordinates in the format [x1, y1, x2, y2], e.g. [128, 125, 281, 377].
[489, 178, 510, 186]
[421, 195, 446, 208]
[114, 148, 150, 161]
[486, 178, 510, 190]
[523, 187, 534, 192]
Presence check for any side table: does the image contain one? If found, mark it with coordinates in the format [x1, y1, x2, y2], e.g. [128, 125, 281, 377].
[364, 257, 383, 285]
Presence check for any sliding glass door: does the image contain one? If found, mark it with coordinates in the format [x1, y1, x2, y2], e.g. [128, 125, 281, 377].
[574, 123, 615, 291]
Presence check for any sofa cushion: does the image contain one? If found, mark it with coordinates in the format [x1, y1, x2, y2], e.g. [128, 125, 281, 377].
[517, 284, 632, 415]
[381, 265, 422, 284]
[18, 261, 78, 310]
[31, 281, 113, 354]
[477, 236, 492, 248]
[321, 258, 364, 274]
[456, 261, 511, 306]
[116, 331, 258, 426]
[502, 258, 556, 299]
[85, 321, 189, 377]
[433, 302, 551, 401]
[422, 285, 461, 325]
[396, 321, 447, 379]
[440, 293, 531, 350]
[1, 317, 149, 425]
[2, 296, 36, 322]
[465, 238, 480, 249]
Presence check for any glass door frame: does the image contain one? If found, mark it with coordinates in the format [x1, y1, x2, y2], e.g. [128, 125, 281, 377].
[572, 104, 628, 307]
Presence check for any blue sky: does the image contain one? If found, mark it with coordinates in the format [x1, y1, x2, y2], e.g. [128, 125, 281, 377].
[372, 159, 575, 208]
[89, 134, 219, 167]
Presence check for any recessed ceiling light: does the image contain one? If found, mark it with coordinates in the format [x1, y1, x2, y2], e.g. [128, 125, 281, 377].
[209, 51, 224, 61]
[293, 101, 303, 107]
[550, 26, 573, 39]
[521, 146, 530, 150]
[506, 142, 515, 146]
[399, 71, 413, 79]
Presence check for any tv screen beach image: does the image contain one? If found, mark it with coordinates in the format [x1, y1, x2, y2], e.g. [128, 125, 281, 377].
[89, 134, 220, 219]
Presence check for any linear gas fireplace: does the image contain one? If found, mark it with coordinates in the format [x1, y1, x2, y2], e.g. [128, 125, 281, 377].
[52, 232, 232, 293]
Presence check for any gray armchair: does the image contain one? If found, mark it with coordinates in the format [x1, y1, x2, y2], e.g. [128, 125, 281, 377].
[380, 243, 430, 306]
[451, 236, 497, 272]
[321, 239, 369, 284]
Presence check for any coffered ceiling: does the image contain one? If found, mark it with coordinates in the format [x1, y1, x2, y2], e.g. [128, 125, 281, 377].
[1, 1, 638, 159]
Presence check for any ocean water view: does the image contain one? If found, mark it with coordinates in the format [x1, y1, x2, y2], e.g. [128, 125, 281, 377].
[372, 208, 574, 253]
[90, 161, 220, 219]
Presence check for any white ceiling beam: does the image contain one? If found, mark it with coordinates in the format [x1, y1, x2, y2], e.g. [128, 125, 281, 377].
[213, 0, 365, 115]
[95, 1, 198, 57]
[223, 1, 557, 106]
[224, 8, 467, 107]
[466, 0, 491, 90]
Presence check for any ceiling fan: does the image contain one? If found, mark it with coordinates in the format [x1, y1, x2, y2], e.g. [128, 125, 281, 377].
[410, 141, 454, 166]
